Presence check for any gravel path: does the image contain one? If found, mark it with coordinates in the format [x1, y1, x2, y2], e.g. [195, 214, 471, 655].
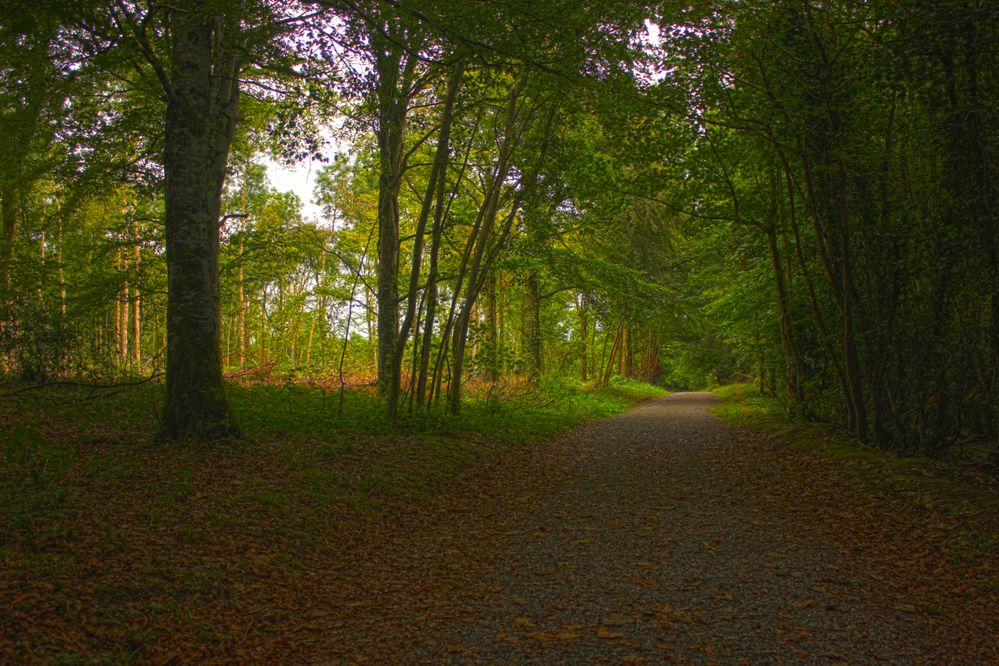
[376, 392, 971, 664]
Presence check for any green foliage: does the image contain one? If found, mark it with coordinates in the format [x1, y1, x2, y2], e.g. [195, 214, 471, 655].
[455, 377, 665, 442]
[710, 383, 783, 423]
[1, 0, 994, 458]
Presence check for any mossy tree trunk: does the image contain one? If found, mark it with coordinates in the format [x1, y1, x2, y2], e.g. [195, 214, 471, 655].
[158, 4, 241, 441]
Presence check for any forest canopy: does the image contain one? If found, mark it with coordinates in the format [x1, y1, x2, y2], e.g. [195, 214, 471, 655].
[1, 0, 996, 458]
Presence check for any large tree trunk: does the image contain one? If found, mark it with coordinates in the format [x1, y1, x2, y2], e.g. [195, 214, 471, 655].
[158, 6, 240, 441]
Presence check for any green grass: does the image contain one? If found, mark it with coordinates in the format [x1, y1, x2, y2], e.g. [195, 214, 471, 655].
[0, 375, 666, 663]
[710, 382, 784, 423]
[226, 376, 665, 444]
[0, 376, 665, 535]
[454, 376, 666, 442]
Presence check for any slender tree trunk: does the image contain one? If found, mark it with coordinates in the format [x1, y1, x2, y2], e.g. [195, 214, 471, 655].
[591, 320, 597, 379]
[623, 326, 633, 378]
[391, 58, 463, 418]
[839, 221, 867, 440]
[616, 325, 625, 376]
[365, 287, 376, 372]
[484, 271, 498, 381]
[260, 287, 268, 361]
[373, 29, 418, 400]
[416, 142, 472, 409]
[578, 295, 588, 382]
[118, 246, 128, 367]
[0, 185, 15, 291]
[766, 223, 805, 412]
[415, 207, 443, 409]
[130, 218, 141, 367]
[524, 269, 541, 383]
[57, 219, 65, 317]
[601, 322, 624, 387]
[306, 246, 325, 368]
[780, 151, 849, 408]
[644, 329, 659, 383]
[238, 186, 247, 367]
[159, 6, 240, 440]
[497, 272, 506, 376]
[447, 85, 523, 414]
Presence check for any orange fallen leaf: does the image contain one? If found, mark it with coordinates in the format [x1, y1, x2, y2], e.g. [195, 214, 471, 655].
[596, 626, 625, 639]
[602, 612, 633, 626]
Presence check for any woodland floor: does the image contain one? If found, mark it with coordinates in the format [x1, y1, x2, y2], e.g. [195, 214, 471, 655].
[1, 389, 997, 663]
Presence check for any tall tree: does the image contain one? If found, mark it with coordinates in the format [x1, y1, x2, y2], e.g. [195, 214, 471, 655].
[146, 2, 244, 439]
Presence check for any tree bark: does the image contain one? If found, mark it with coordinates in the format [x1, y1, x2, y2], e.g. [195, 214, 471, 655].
[766, 223, 805, 412]
[158, 5, 240, 441]
[391, 58, 463, 418]
[601, 322, 624, 387]
[578, 294, 588, 382]
[623, 326, 633, 378]
[524, 269, 542, 383]
[373, 27, 418, 401]
[130, 218, 141, 367]
[484, 270, 498, 381]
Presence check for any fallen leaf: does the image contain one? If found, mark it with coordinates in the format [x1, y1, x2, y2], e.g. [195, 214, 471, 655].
[602, 613, 633, 626]
[597, 626, 625, 639]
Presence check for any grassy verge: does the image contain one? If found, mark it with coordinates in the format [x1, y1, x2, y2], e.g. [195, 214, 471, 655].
[1, 376, 664, 537]
[0, 376, 664, 662]
[710, 383, 999, 553]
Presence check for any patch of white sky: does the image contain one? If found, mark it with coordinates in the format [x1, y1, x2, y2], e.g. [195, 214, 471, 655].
[263, 155, 324, 220]
[634, 18, 670, 86]
[261, 16, 671, 221]
[260, 122, 352, 225]
[258, 11, 364, 224]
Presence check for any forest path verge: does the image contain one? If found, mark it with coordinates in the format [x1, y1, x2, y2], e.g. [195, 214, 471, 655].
[331, 392, 997, 664]
[2, 390, 995, 663]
